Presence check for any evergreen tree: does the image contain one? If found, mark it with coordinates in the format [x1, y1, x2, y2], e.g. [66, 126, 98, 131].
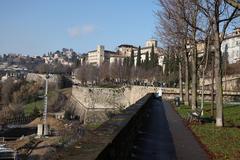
[126, 57, 130, 66]
[154, 53, 159, 66]
[137, 46, 141, 67]
[150, 44, 159, 67]
[145, 51, 149, 69]
[150, 45, 155, 67]
[123, 57, 129, 66]
[130, 49, 134, 67]
[123, 57, 127, 66]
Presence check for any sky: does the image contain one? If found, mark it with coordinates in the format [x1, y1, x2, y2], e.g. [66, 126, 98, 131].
[0, 0, 159, 56]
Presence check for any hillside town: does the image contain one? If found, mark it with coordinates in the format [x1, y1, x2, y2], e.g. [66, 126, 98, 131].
[0, 39, 165, 84]
[1, 30, 240, 83]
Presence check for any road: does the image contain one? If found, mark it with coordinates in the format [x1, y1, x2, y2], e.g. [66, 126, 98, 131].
[130, 98, 209, 160]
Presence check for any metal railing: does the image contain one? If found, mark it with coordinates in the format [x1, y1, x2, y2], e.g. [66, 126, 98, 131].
[0, 145, 17, 160]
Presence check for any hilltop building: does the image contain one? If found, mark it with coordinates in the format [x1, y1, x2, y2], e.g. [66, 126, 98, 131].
[192, 28, 240, 64]
[80, 39, 165, 67]
[118, 44, 137, 57]
[43, 48, 80, 66]
[1, 66, 28, 82]
[222, 28, 240, 64]
[132, 39, 164, 66]
[109, 54, 125, 65]
[87, 45, 116, 66]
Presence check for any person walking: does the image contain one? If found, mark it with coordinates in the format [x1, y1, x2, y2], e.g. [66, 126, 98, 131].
[158, 87, 162, 100]
[155, 87, 163, 100]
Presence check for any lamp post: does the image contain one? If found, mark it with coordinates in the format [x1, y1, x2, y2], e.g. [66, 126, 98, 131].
[43, 74, 49, 136]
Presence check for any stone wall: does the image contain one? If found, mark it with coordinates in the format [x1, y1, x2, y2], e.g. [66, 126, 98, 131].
[96, 94, 153, 160]
[72, 86, 129, 109]
[60, 94, 153, 160]
[199, 74, 240, 91]
[70, 85, 240, 124]
[72, 86, 158, 109]
[71, 86, 159, 124]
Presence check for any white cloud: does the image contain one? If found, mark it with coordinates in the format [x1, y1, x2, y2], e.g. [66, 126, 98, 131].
[82, 25, 95, 34]
[67, 26, 81, 38]
[67, 24, 95, 38]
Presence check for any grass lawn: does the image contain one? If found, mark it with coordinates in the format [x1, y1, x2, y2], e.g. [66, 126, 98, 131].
[24, 89, 61, 116]
[176, 103, 240, 159]
[24, 99, 44, 116]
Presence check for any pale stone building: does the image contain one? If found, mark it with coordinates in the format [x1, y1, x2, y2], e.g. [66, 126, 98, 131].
[133, 39, 165, 66]
[87, 45, 115, 66]
[145, 39, 158, 48]
[79, 53, 88, 65]
[109, 54, 125, 65]
[222, 28, 240, 64]
[82, 39, 164, 67]
[117, 44, 137, 57]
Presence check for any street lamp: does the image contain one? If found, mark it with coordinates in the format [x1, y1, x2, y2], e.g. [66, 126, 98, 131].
[37, 74, 50, 137]
[43, 74, 49, 136]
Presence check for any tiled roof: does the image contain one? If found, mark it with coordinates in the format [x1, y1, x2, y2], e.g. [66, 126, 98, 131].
[118, 44, 137, 48]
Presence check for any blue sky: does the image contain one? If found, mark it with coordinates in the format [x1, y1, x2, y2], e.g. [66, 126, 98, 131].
[0, 0, 158, 55]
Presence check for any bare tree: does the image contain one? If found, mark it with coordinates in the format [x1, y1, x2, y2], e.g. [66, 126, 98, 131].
[184, 45, 190, 106]
[183, 0, 240, 126]
[200, 33, 212, 115]
[199, 1, 239, 127]
[87, 65, 99, 85]
[76, 64, 87, 85]
[99, 62, 110, 82]
[225, 0, 240, 9]
[179, 0, 200, 110]
[1, 78, 19, 105]
[157, 0, 240, 127]
[156, 0, 194, 104]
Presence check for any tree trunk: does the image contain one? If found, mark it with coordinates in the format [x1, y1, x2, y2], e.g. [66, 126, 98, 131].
[201, 70, 205, 115]
[211, 53, 215, 118]
[191, 45, 198, 110]
[224, 57, 227, 91]
[201, 37, 210, 116]
[184, 51, 190, 106]
[191, 12, 198, 110]
[213, 21, 224, 127]
[179, 60, 183, 102]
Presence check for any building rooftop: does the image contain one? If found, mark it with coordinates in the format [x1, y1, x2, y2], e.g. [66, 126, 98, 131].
[118, 44, 137, 48]
[224, 27, 240, 40]
[224, 33, 240, 40]
[87, 50, 116, 54]
[88, 50, 97, 53]
[110, 54, 125, 57]
[105, 50, 116, 54]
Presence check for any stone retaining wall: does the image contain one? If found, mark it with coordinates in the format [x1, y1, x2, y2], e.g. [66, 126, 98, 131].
[71, 86, 158, 124]
[60, 93, 152, 160]
[70, 85, 240, 124]
[95, 94, 153, 160]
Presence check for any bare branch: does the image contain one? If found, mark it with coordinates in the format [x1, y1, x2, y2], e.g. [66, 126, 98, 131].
[222, 8, 239, 40]
[225, 0, 240, 9]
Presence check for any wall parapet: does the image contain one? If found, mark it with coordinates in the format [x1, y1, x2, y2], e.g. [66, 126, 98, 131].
[62, 93, 153, 160]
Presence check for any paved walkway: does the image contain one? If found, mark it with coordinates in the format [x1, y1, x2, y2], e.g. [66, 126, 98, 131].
[130, 98, 209, 160]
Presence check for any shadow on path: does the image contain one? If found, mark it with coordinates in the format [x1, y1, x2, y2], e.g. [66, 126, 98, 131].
[130, 99, 177, 160]
[130, 99, 209, 160]
[163, 101, 209, 160]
